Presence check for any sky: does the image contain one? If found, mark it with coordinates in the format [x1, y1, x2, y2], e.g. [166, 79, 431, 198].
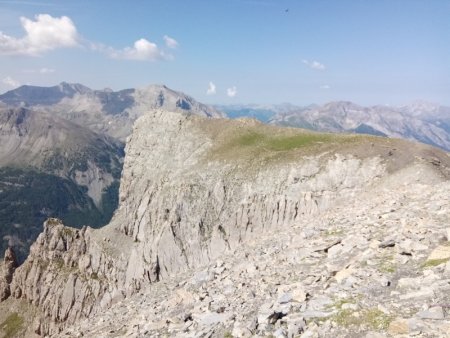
[0, 0, 448, 106]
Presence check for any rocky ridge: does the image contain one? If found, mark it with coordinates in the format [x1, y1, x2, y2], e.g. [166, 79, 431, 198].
[0, 83, 224, 141]
[269, 101, 450, 152]
[1, 110, 450, 337]
[0, 83, 221, 261]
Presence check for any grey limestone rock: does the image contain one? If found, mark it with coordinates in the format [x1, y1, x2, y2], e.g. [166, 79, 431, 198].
[3, 109, 450, 337]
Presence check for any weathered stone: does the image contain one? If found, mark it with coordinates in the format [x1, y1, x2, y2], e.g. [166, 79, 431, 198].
[379, 239, 395, 248]
[388, 318, 410, 335]
[335, 266, 355, 283]
[274, 328, 287, 338]
[193, 311, 232, 326]
[416, 306, 444, 320]
[427, 245, 450, 261]
[232, 324, 252, 338]
[399, 288, 435, 300]
[278, 293, 293, 304]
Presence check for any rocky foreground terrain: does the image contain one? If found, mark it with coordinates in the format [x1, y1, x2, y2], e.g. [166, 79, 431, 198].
[0, 110, 450, 337]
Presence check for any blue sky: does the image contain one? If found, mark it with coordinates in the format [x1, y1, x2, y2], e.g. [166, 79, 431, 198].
[0, 0, 448, 106]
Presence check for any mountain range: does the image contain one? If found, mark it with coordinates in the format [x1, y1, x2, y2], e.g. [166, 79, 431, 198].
[220, 101, 450, 152]
[0, 82, 223, 141]
[0, 83, 221, 261]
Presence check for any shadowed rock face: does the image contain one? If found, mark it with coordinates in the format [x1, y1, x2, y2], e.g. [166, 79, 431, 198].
[0, 248, 17, 301]
[3, 110, 450, 336]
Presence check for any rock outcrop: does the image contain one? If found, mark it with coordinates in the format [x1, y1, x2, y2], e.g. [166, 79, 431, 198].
[0, 248, 17, 301]
[3, 110, 450, 336]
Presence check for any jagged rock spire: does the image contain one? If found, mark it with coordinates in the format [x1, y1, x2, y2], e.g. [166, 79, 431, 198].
[0, 247, 18, 301]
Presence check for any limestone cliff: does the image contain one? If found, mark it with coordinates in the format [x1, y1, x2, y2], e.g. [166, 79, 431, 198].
[3, 110, 450, 336]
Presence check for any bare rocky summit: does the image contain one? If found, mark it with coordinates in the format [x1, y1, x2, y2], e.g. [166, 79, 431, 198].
[1, 110, 450, 337]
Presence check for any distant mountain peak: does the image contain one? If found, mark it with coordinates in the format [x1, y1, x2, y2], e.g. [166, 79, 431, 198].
[58, 82, 93, 95]
[0, 82, 224, 140]
[401, 100, 441, 114]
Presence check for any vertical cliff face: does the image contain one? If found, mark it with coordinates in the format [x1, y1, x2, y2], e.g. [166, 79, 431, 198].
[4, 110, 450, 336]
[112, 111, 387, 284]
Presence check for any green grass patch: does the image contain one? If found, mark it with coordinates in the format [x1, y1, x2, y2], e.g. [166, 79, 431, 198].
[332, 308, 392, 330]
[377, 254, 396, 274]
[1, 312, 24, 338]
[325, 228, 344, 236]
[422, 258, 450, 268]
[231, 132, 332, 152]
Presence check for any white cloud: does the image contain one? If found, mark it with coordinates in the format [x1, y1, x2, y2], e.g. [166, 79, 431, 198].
[227, 86, 237, 98]
[0, 14, 176, 63]
[0, 14, 79, 56]
[206, 81, 216, 95]
[163, 35, 178, 49]
[302, 59, 325, 70]
[320, 84, 330, 89]
[23, 67, 56, 74]
[39, 67, 55, 73]
[2, 76, 20, 88]
[108, 38, 166, 61]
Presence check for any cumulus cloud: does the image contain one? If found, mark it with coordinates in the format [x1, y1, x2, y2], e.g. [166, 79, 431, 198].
[0, 14, 79, 56]
[320, 84, 330, 89]
[206, 81, 216, 95]
[108, 38, 167, 61]
[163, 35, 178, 49]
[2, 76, 20, 88]
[302, 59, 325, 70]
[0, 14, 177, 62]
[227, 86, 237, 98]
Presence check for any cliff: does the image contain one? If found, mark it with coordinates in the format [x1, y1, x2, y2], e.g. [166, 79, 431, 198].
[3, 110, 450, 336]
